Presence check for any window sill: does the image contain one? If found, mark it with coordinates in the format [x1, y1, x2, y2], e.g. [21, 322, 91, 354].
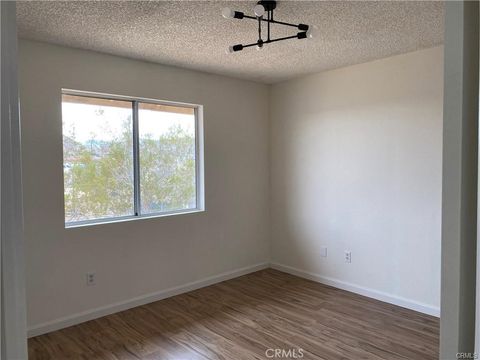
[65, 208, 205, 229]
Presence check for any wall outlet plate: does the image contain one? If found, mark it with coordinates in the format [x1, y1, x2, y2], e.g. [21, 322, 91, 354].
[345, 251, 351, 263]
[86, 272, 96, 286]
[320, 246, 327, 257]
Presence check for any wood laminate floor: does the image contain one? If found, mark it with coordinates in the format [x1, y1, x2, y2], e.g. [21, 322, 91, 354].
[28, 269, 439, 360]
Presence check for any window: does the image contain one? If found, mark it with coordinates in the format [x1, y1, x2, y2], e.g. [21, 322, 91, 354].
[62, 91, 203, 226]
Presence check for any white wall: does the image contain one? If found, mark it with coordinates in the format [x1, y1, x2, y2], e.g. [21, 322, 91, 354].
[270, 46, 443, 314]
[441, 1, 478, 356]
[1, 3, 28, 358]
[18, 40, 270, 332]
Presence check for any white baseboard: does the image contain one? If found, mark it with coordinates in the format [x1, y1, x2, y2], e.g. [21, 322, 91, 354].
[28, 261, 439, 337]
[27, 262, 269, 338]
[270, 263, 440, 317]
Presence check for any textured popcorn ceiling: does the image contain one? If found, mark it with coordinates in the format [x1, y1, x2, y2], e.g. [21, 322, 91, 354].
[17, 1, 444, 84]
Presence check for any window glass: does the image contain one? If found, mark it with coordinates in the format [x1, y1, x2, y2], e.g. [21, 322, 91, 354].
[138, 103, 197, 214]
[62, 94, 134, 223]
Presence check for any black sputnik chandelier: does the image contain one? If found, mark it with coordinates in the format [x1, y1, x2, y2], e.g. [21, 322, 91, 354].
[222, 0, 314, 53]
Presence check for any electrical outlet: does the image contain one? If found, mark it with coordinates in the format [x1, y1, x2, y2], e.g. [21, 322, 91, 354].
[345, 251, 351, 263]
[320, 246, 327, 257]
[86, 272, 96, 286]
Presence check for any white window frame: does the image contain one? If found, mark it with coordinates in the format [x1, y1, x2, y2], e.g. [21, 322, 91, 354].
[62, 89, 205, 228]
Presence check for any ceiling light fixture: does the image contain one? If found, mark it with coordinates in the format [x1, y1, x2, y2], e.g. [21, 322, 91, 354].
[222, 0, 313, 53]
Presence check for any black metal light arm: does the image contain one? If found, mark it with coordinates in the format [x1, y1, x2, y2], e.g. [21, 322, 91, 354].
[229, 32, 307, 52]
[237, 13, 309, 31]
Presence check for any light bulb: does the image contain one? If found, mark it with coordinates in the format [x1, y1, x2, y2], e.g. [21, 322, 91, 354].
[306, 25, 317, 39]
[253, 4, 265, 17]
[226, 45, 235, 54]
[226, 44, 243, 53]
[222, 7, 235, 19]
